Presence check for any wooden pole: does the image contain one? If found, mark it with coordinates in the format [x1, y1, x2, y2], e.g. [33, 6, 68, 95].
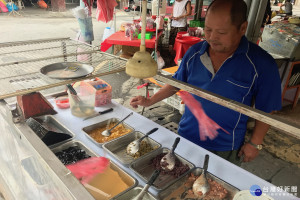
[140, 0, 147, 52]
[155, 73, 300, 139]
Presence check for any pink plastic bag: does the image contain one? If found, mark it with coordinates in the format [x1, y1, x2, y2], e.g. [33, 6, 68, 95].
[82, 0, 93, 15]
[66, 157, 110, 184]
[0, 1, 8, 12]
[96, 0, 117, 23]
[178, 91, 230, 141]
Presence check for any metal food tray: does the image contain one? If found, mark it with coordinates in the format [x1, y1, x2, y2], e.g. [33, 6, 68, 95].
[50, 140, 97, 157]
[82, 118, 134, 147]
[51, 141, 138, 199]
[103, 131, 161, 167]
[109, 161, 138, 199]
[114, 186, 158, 200]
[86, 160, 138, 200]
[158, 167, 240, 200]
[130, 148, 195, 191]
[33, 115, 74, 148]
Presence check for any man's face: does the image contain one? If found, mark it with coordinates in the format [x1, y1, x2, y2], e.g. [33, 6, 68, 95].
[204, 8, 247, 54]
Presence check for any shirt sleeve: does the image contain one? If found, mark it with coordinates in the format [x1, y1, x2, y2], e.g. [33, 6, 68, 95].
[173, 58, 187, 82]
[173, 43, 197, 82]
[254, 55, 282, 113]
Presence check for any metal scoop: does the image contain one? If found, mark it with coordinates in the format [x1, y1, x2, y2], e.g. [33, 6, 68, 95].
[193, 154, 210, 197]
[132, 169, 160, 200]
[26, 117, 48, 138]
[126, 128, 158, 156]
[160, 137, 180, 171]
[101, 112, 133, 136]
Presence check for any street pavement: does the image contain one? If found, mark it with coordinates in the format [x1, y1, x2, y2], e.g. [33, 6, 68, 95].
[0, 4, 299, 199]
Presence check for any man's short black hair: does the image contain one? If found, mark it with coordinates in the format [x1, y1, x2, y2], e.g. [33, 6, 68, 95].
[207, 0, 248, 28]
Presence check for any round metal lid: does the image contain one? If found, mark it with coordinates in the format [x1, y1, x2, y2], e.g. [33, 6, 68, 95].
[40, 62, 94, 79]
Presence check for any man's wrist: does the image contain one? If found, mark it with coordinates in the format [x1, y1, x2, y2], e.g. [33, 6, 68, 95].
[146, 97, 153, 107]
[247, 140, 263, 150]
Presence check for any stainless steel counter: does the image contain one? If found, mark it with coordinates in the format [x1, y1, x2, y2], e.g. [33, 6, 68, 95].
[48, 99, 296, 200]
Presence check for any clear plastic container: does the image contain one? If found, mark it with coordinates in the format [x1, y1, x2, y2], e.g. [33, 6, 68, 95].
[67, 82, 96, 117]
[86, 78, 112, 107]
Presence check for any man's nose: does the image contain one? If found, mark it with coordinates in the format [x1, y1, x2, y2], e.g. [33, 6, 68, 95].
[209, 31, 218, 40]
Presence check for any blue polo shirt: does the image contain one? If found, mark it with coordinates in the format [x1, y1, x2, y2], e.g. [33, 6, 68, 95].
[173, 36, 282, 151]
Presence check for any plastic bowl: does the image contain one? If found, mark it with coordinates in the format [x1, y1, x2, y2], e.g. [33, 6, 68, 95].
[55, 96, 70, 109]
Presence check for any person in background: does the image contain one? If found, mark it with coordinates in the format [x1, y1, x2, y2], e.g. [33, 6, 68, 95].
[262, 0, 272, 27]
[130, 0, 282, 166]
[168, 0, 175, 6]
[169, 0, 192, 52]
[280, 0, 293, 15]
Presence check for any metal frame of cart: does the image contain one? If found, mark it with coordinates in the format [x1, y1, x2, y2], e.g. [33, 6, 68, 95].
[0, 38, 299, 199]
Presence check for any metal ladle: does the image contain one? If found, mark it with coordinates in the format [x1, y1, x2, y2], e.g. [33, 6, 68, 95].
[101, 112, 133, 136]
[126, 127, 158, 156]
[132, 169, 160, 200]
[193, 154, 210, 197]
[160, 137, 180, 171]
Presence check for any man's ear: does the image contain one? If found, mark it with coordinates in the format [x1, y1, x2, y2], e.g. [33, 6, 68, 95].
[240, 21, 248, 35]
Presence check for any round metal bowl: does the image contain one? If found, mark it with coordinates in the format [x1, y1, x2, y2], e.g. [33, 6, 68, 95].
[40, 62, 94, 79]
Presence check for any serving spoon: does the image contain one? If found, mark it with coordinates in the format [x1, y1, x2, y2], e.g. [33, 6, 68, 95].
[193, 154, 210, 197]
[126, 128, 158, 156]
[132, 169, 160, 200]
[160, 137, 180, 171]
[101, 112, 133, 136]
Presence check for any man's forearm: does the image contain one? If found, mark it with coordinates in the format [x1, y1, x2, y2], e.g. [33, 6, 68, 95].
[250, 120, 270, 145]
[149, 84, 179, 105]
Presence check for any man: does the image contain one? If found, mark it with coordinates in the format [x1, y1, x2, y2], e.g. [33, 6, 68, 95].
[169, 0, 192, 52]
[130, 0, 282, 165]
[280, 0, 293, 15]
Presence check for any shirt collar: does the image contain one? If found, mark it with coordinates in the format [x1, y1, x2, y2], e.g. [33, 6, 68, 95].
[233, 35, 249, 55]
[199, 40, 209, 55]
[199, 35, 249, 56]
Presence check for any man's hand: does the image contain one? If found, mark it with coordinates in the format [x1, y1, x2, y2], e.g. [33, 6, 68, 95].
[238, 143, 259, 162]
[238, 120, 270, 162]
[130, 84, 178, 109]
[130, 96, 151, 108]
